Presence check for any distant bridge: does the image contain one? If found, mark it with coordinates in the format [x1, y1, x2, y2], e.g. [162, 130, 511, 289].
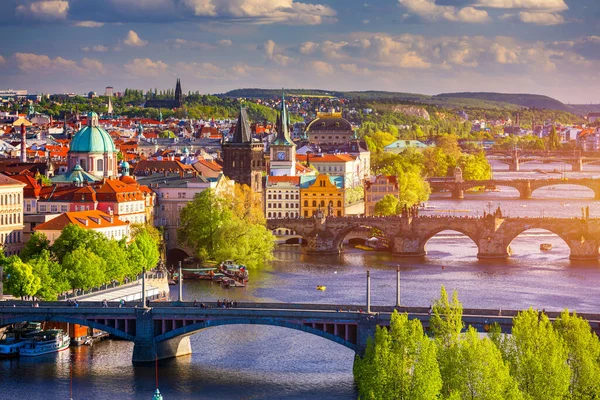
[428, 177, 600, 200]
[3, 302, 599, 363]
[486, 149, 600, 172]
[267, 215, 600, 260]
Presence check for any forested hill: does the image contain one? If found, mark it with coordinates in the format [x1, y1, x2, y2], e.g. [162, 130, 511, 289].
[223, 88, 573, 112]
[434, 92, 569, 111]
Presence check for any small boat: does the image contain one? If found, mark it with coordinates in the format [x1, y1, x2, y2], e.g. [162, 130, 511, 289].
[221, 277, 246, 288]
[20, 329, 70, 357]
[316, 285, 326, 291]
[0, 322, 42, 359]
[419, 203, 437, 211]
[219, 260, 249, 283]
[182, 267, 217, 280]
[540, 243, 553, 251]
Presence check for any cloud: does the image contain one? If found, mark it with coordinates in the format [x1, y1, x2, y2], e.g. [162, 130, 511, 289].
[518, 11, 564, 25]
[16, 1, 69, 20]
[299, 41, 318, 55]
[398, 0, 490, 23]
[123, 30, 148, 47]
[124, 58, 168, 77]
[73, 21, 105, 28]
[309, 60, 334, 74]
[165, 38, 215, 50]
[182, 0, 337, 25]
[82, 45, 109, 52]
[14, 53, 105, 74]
[264, 39, 293, 66]
[474, 0, 568, 12]
[218, 39, 232, 46]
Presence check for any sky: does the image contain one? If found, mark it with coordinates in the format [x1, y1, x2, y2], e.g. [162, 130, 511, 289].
[0, 0, 599, 103]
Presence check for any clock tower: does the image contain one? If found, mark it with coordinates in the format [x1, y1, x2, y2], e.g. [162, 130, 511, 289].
[269, 94, 296, 176]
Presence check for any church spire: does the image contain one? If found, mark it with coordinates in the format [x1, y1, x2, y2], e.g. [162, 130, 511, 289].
[273, 93, 294, 146]
[175, 78, 182, 106]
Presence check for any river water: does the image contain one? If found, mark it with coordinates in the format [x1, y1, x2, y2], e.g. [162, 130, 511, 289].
[2, 161, 600, 399]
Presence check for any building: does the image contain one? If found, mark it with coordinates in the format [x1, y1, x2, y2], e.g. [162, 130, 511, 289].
[34, 210, 130, 244]
[578, 129, 600, 151]
[300, 174, 345, 217]
[265, 176, 301, 220]
[105, 87, 114, 97]
[144, 79, 183, 109]
[384, 140, 430, 154]
[0, 174, 26, 256]
[296, 153, 366, 189]
[588, 113, 600, 124]
[269, 94, 296, 176]
[364, 175, 399, 216]
[137, 172, 232, 251]
[222, 107, 264, 193]
[65, 112, 118, 178]
[305, 111, 355, 145]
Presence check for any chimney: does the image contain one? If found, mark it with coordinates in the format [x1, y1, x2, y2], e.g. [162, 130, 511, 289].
[20, 123, 27, 163]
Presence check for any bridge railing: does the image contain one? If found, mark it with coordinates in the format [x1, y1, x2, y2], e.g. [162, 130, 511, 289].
[57, 271, 166, 301]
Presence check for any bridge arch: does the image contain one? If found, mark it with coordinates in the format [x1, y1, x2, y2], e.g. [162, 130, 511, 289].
[154, 318, 357, 351]
[332, 222, 396, 251]
[166, 248, 190, 269]
[421, 227, 481, 255]
[0, 314, 135, 341]
[530, 182, 596, 199]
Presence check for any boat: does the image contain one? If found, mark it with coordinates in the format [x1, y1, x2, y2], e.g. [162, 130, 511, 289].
[0, 322, 42, 359]
[540, 243, 553, 251]
[211, 273, 226, 283]
[19, 329, 70, 357]
[181, 267, 217, 280]
[221, 277, 246, 288]
[419, 203, 437, 211]
[219, 260, 249, 283]
[316, 286, 326, 291]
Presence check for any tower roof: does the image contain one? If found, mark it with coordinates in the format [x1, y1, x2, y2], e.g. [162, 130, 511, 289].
[272, 93, 294, 147]
[231, 106, 252, 144]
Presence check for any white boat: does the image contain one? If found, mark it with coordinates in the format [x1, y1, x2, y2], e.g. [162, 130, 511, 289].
[19, 330, 70, 357]
[419, 203, 437, 211]
[0, 322, 42, 359]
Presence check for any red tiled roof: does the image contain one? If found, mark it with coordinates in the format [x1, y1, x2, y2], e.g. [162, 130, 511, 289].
[267, 176, 301, 185]
[296, 154, 355, 163]
[34, 210, 128, 231]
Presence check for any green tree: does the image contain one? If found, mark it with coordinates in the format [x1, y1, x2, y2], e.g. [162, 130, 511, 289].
[547, 125, 560, 151]
[354, 312, 442, 399]
[130, 230, 161, 272]
[20, 232, 51, 262]
[28, 250, 70, 300]
[62, 247, 106, 291]
[453, 327, 523, 399]
[212, 218, 274, 268]
[507, 308, 571, 400]
[88, 238, 129, 282]
[553, 310, 600, 398]
[51, 224, 102, 263]
[3, 257, 41, 299]
[458, 152, 492, 181]
[422, 147, 451, 177]
[374, 194, 400, 216]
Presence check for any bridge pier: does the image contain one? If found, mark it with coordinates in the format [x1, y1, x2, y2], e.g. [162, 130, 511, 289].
[519, 181, 532, 200]
[508, 159, 520, 172]
[391, 237, 426, 257]
[451, 187, 464, 200]
[568, 239, 600, 261]
[305, 232, 340, 255]
[571, 159, 583, 172]
[356, 315, 379, 356]
[132, 308, 192, 363]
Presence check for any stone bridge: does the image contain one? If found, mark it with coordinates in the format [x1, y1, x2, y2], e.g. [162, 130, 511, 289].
[486, 149, 600, 172]
[267, 215, 600, 260]
[428, 178, 600, 200]
[3, 302, 599, 363]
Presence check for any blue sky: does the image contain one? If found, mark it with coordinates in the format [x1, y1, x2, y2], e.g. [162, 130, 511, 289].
[0, 0, 599, 103]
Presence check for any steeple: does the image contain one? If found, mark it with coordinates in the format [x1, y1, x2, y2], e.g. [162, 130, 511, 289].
[232, 105, 252, 144]
[174, 78, 182, 106]
[273, 93, 294, 146]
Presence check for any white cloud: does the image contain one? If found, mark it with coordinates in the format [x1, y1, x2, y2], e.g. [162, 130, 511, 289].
[16, 1, 69, 20]
[124, 58, 168, 77]
[339, 63, 372, 75]
[518, 11, 564, 25]
[398, 0, 490, 23]
[218, 39, 232, 47]
[123, 30, 148, 47]
[82, 45, 109, 52]
[398, 51, 431, 68]
[474, 0, 568, 12]
[309, 60, 334, 74]
[299, 41, 318, 55]
[73, 21, 105, 28]
[182, 0, 337, 25]
[264, 39, 293, 66]
[14, 53, 105, 74]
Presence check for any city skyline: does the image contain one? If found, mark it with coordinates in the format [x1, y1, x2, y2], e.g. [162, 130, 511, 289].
[0, 0, 599, 103]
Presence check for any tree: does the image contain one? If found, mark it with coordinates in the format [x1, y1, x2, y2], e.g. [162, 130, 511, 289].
[212, 218, 274, 268]
[374, 194, 400, 216]
[553, 310, 600, 398]
[507, 308, 571, 399]
[453, 327, 523, 399]
[3, 256, 41, 299]
[178, 189, 232, 261]
[20, 232, 50, 262]
[547, 125, 560, 151]
[458, 152, 492, 181]
[62, 247, 106, 291]
[51, 224, 102, 263]
[130, 230, 160, 272]
[354, 311, 442, 399]
[28, 250, 70, 300]
[422, 147, 451, 177]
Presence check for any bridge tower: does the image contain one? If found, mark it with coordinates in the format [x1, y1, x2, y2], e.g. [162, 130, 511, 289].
[508, 148, 520, 172]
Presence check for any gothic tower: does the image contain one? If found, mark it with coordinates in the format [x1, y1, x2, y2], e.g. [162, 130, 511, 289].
[269, 94, 296, 176]
[222, 106, 264, 193]
[174, 78, 183, 107]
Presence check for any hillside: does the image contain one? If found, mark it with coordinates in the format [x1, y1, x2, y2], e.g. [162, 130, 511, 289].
[435, 92, 569, 111]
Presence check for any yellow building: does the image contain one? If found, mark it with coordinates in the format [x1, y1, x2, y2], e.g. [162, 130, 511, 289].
[300, 174, 345, 217]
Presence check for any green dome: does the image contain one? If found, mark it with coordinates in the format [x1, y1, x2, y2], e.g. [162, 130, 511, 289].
[69, 112, 116, 154]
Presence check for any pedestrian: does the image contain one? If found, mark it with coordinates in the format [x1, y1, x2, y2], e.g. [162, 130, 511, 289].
[74, 300, 79, 308]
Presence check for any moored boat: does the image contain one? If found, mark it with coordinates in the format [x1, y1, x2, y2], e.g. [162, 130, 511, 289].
[219, 260, 249, 283]
[0, 322, 42, 359]
[19, 329, 70, 357]
[182, 267, 217, 280]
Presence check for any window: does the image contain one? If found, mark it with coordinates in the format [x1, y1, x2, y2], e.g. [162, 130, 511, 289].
[337, 211, 342, 217]
[50, 205, 58, 212]
[312, 200, 316, 207]
[268, 212, 272, 218]
[60, 205, 68, 212]
[304, 200, 308, 207]
[337, 201, 342, 207]
[268, 194, 272, 199]
[278, 194, 282, 199]
[304, 210, 308, 217]
[97, 159, 104, 172]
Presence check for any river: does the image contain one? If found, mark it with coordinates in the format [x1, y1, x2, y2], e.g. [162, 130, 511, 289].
[2, 161, 600, 399]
